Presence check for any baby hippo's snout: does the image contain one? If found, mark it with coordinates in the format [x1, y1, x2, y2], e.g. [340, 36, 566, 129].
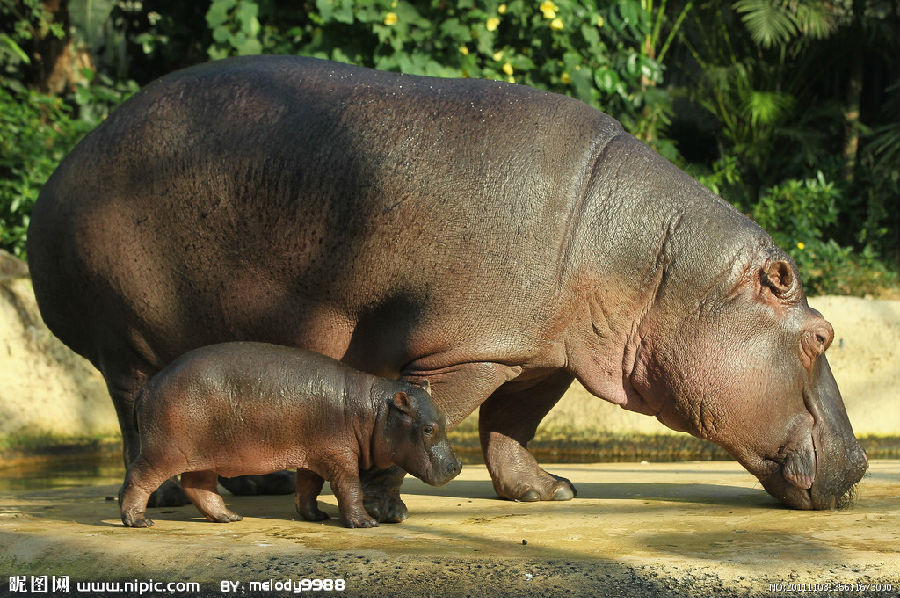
[429, 442, 462, 486]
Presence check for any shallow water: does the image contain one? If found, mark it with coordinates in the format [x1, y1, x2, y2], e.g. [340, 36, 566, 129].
[0, 452, 124, 492]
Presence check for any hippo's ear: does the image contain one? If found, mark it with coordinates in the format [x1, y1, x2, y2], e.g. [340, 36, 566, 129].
[417, 379, 432, 396]
[761, 260, 795, 298]
[391, 391, 412, 415]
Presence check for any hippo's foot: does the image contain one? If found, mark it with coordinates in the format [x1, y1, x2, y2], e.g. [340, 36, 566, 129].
[341, 511, 379, 529]
[122, 512, 154, 528]
[512, 472, 577, 502]
[146, 478, 188, 508]
[219, 471, 295, 496]
[208, 510, 243, 523]
[361, 466, 408, 523]
[485, 442, 578, 502]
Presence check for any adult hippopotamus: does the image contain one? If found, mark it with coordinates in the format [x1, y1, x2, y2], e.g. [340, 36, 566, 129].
[27, 55, 867, 517]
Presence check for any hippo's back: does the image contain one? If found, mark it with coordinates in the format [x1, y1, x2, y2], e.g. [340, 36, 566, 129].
[27, 55, 624, 380]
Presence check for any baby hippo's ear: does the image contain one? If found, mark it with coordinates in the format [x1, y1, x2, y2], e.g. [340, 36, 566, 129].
[417, 379, 432, 396]
[391, 391, 412, 415]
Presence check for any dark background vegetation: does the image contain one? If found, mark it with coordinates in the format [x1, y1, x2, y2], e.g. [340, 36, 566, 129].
[2, 0, 898, 295]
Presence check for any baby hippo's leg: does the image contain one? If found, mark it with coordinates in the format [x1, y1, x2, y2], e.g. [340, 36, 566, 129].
[181, 470, 243, 523]
[330, 469, 378, 528]
[295, 469, 329, 521]
[120, 457, 176, 527]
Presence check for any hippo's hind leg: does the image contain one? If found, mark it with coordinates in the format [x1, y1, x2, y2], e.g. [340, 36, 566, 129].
[105, 361, 188, 508]
[479, 370, 577, 502]
[120, 456, 177, 527]
[295, 469, 329, 521]
[181, 470, 243, 523]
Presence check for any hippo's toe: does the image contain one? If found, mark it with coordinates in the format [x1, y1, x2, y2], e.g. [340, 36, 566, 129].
[342, 511, 379, 528]
[551, 475, 577, 501]
[209, 510, 243, 523]
[517, 489, 541, 502]
[123, 515, 154, 528]
[499, 471, 578, 502]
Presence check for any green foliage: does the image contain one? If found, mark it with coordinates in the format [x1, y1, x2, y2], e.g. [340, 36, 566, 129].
[0, 84, 80, 256]
[0, 0, 138, 257]
[733, 0, 836, 48]
[751, 171, 839, 252]
[748, 172, 896, 294]
[202, 0, 686, 156]
[208, 0, 263, 59]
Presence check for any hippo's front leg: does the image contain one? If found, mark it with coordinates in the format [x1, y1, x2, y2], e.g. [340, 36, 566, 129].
[360, 466, 408, 523]
[295, 469, 330, 521]
[330, 469, 378, 528]
[479, 370, 577, 501]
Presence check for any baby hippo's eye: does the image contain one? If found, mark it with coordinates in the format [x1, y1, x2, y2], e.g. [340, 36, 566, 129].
[423, 425, 434, 436]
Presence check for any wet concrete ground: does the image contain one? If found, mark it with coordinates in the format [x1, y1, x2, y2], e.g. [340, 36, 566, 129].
[0, 460, 897, 598]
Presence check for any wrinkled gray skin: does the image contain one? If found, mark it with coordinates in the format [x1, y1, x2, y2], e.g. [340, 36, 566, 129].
[119, 342, 459, 528]
[28, 55, 867, 517]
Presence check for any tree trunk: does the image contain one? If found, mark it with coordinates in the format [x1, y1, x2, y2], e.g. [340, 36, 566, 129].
[842, 0, 865, 182]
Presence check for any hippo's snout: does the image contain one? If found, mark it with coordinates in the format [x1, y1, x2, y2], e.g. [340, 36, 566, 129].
[426, 444, 462, 487]
[763, 437, 867, 510]
[445, 456, 462, 479]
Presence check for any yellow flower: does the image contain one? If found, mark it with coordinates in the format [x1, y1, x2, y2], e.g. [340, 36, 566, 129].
[493, 50, 504, 62]
[507, 75, 515, 83]
[503, 62, 513, 76]
[597, 15, 605, 27]
[384, 12, 397, 26]
[486, 17, 500, 31]
[498, 3, 507, 14]
[540, 1, 558, 19]
[797, 242, 805, 250]
[561, 71, 571, 84]
[459, 46, 469, 55]
[550, 17, 564, 31]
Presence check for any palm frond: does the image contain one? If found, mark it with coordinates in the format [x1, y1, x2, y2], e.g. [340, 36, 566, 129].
[733, 0, 796, 48]
[795, 2, 838, 39]
[745, 90, 795, 126]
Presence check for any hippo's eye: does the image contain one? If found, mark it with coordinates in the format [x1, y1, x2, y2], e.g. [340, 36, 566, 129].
[423, 425, 434, 436]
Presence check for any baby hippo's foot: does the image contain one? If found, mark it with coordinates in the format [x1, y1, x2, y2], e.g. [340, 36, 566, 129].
[207, 509, 243, 523]
[121, 511, 154, 528]
[361, 466, 408, 523]
[341, 510, 378, 529]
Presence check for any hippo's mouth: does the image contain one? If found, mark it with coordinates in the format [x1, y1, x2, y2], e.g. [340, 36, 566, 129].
[759, 429, 865, 510]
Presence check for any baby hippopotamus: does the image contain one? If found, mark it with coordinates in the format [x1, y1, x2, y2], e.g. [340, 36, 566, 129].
[119, 342, 461, 528]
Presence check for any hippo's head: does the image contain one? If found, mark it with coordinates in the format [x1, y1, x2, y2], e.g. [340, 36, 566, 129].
[375, 380, 461, 487]
[634, 250, 868, 510]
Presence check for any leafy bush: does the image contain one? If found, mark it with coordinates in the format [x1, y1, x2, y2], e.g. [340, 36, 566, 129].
[749, 172, 896, 295]
[0, 83, 76, 256]
[205, 0, 685, 157]
[0, 0, 138, 258]
[0, 73, 137, 258]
